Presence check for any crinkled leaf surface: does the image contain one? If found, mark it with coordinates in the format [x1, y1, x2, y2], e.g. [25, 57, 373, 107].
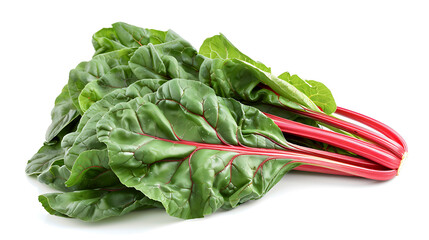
[37, 165, 78, 192]
[78, 65, 138, 112]
[68, 48, 134, 113]
[129, 39, 204, 81]
[278, 72, 337, 114]
[39, 188, 161, 222]
[64, 79, 168, 190]
[65, 79, 166, 169]
[92, 22, 182, 56]
[199, 33, 271, 72]
[97, 79, 302, 219]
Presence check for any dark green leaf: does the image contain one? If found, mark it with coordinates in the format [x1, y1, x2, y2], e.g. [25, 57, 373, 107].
[39, 188, 161, 222]
[37, 165, 77, 192]
[65, 79, 166, 170]
[45, 85, 79, 142]
[25, 140, 64, 176]
[129, 39, 204, 80]
[65, 149, 119, 188]
[68, 48, 135, 114]
[97, 79, 301, 219]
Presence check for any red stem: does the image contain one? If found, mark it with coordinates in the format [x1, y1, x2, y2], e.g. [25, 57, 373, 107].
[335, 107, 408, 153]
[284, 107, 405, 159]
[288, 143, 387, 170]
[294, 165, 353, 176]
[266, 113, 401, 169]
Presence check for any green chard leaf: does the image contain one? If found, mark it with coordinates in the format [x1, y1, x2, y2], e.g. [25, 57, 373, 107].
[64, 79, 167, 189]
[65, 149, 119, 189]
[25, 140, 64, 176]
[92, 22, 183, 56]
[39, 188, 162, 222]
[200, 58, 320, 112]
[278, 72, 337, 114]
[37, 165, 78, 192]
[27, 117, 79, 176]
[199, 33, 335, 115]
[78, 65, 138, 112]
[97, 79, 302, 219]
[199, 33, 271, 72]
[68, 48, 135, 114]
[45, 85, 79, 142]
[129, 39, 205, 80]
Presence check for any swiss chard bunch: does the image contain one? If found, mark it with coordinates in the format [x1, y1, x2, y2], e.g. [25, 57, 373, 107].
[26, 22, 407, 221]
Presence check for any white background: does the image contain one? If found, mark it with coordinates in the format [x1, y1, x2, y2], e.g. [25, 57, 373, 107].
[1, 0, 428, 239]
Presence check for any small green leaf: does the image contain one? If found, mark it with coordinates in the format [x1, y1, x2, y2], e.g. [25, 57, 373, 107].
[199, 33, 271, 72]
[25, 140, 64, 176]
[68, 48, 135, 114]
[65, 149, 119, 188]
[278, 72, 337, 114]
[37, 165, 77, 192]
[45, 85, 79, 142]
[199, 58, 320, 112]
[78, 65, 138, 112]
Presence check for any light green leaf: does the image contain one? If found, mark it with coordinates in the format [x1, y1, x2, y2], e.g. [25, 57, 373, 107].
[278, 72, 337, 114]
[200, 33, 271, 72]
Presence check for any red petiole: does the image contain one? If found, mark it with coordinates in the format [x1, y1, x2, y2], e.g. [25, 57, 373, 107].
[266, 113, 401, 169]
[284, 107, 405, 159]
[335, 107, 408, 154]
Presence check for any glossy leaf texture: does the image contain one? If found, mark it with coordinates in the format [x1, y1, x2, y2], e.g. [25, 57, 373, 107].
[199, 33, 271, 72]
[92, 22, 183, 56]
[45, 85, 79, 142]
[39, 188, 162, 222]
[97, 79, 304, 219]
